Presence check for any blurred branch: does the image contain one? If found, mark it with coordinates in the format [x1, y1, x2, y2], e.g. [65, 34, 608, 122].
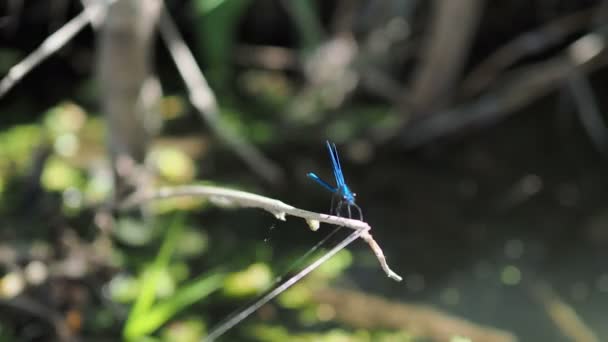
[120, 185, 402, 282]
[158, 4, 284, 185]
[406, 0, 483, 115]
[0, 0, 113, 99]
[206, 229, 364, 341]
[2, 296, 73, 341]
[531, 282, 599, 342]
[98, 0, 162, 198]
[313, 287, 516, 342]
[462, 6, 597, 97]
[566, 68, 608, 157]
[401, 31, 608, 148]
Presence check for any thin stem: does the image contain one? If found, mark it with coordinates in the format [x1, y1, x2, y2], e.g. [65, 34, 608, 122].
[204, 227, 367, 341]
[158, 3, 284, 184]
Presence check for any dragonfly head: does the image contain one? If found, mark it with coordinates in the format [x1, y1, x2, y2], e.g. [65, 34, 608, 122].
[341, 187, 356, 205]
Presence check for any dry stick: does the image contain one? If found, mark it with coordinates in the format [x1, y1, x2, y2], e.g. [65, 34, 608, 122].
[120, 185, 402, 282]
[157, 5, 284, 185]
[2, 296, 73, 341]
[0, 0, 114, 99]
[566, 67, 608, 157]
[401, 31, 608, 148]
[407, 0, 482, 115]
[204, 227, 367, 341]
[461, 6, 597, 97]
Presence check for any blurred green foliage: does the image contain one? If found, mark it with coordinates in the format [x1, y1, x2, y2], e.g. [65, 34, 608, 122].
[282, 0, 324, 51]
[223, 263, 273, 297]
[0, 1, 412, 340]
[251, 325, 414, 342]
[123, 215, 224, 340]
[194, 0, 253, 86]
[0, 97, 402, 339]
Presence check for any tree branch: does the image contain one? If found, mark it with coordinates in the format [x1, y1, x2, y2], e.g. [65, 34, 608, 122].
[158, 4, 284, 185]
[406, 0, 483, 115]
[0, 0, 114, 99]
[120, 185, 402, 282]
[461, 6, 597, 97]
[401, 31, 608, 148]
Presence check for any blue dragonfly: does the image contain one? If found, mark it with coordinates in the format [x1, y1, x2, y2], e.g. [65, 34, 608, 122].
[307, 141, 363, 220]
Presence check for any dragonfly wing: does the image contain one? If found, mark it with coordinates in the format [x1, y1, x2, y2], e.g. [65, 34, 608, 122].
[329, 141, 347, 187]
[326, 141, 345, 187]
[331, 142, 345, 184]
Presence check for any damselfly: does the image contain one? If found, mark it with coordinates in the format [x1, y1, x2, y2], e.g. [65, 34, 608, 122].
[307, 141, 363, 220]
[204, 142, 399, 340]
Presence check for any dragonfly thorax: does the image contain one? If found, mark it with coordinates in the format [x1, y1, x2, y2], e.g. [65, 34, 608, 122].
[339, 186, 356, 205]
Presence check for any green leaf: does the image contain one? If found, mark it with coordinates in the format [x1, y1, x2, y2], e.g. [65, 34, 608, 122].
[283, 0, 324, 51]
[128, 272, 224, 339]
[124, 214, 185, 340]
[193, 0, 252, 86]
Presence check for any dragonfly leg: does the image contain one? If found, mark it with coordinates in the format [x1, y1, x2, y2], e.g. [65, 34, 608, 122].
[330, 194, 337, 216]
[347, 205, 352, 219]
[335, 201, 344, 218]
[350, 203, 363, 221]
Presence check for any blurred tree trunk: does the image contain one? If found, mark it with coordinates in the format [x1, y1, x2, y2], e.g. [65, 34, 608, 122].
[408, 0, 482, 116]
[97, 0, 162, 199]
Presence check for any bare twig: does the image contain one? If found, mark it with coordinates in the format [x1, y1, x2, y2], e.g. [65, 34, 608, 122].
[406, 0, 482, 115]
[566, 68, 608, 157]
[0, 0, 113, 99]
[400, 32, 608, 148]
[124, 184, 402, 341]
[158, 4, 284, 184]
[120, 184, 402, 282]
[462, 6, 597, 96]
[205, 227, 366, 341]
